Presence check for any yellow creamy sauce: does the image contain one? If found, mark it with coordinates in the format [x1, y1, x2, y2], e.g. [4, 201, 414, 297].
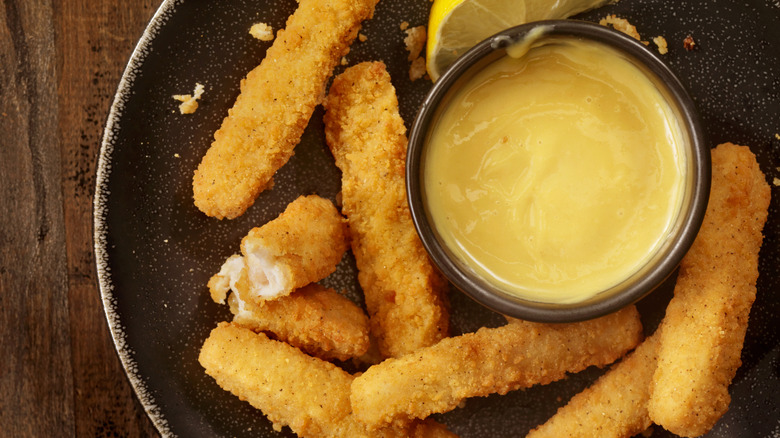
[424, 38, 686, 303]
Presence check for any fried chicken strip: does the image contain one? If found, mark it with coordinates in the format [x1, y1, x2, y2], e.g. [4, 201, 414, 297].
[323, 61, 450, 358]
[526, 334, 660, 438]
[350, 306, 643, 428]
[208, 195, 348, 302]
[648, 143, 770, 437]
[192, 0, 379, 219]
[226, 283, 370, 361]
[199, 322, 458, 438]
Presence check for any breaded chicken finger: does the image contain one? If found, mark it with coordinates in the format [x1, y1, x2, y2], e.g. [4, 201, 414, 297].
[350, 306, 643, 429]
[208, 195, 348, 302]
[226, 283, 370, 361]
[199, 322, 458, 438]
[323, 61, 449, 358]
[648, 143, 771, 437]
[527, 334, 660, 438]
[192, 0, 379, 219]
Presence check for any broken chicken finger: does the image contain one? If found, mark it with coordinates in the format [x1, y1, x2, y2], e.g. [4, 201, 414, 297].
[227, 283, 370, 361]
[208, 195, 348, 303]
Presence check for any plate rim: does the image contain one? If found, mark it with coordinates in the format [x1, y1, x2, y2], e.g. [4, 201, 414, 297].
[93, 0, 179, 435]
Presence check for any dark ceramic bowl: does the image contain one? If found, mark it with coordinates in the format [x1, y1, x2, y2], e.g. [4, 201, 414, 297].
[407, 20, 710, 323]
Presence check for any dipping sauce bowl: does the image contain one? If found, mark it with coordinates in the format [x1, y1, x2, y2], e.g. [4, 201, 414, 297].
[407, 20, 710, 322]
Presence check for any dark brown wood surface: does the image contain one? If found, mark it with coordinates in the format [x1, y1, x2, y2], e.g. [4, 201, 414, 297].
[1, 0, 162, 436]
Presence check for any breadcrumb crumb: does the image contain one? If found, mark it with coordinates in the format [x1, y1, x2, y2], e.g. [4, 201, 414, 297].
[404, 25, 427, 81]
[173, 83, 205, 114]
[358, 33, 368, 42]
[400, 21, 409, 31]
[249, 22, 274, 41]
[773, 177, 780, 187]
[684, 35, 697, 50]
[404, 26, 426, 61]
[653, 36, 668, 54]
[600, 15, 648, 45]
[409, 57, 426, 81]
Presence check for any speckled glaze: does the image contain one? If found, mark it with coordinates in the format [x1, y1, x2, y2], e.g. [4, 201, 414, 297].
[95, 0, 780, 437]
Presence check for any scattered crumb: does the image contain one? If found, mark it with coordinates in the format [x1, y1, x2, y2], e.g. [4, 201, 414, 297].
[774, 133, 780, 140]
[653, 36, 668, 54]
[773, 177, 780, 187]
[404, 26, 426, 61]
[404, 25, 427, 81]
[400, 21, 409, 31]
[684, 35, 697, 51]
[409, 57, 426, 81]
[249, 22, 274, 41]
[340, 56, 348, 66]
[600, 15, 642, 41]
[172, 83, 205, 114]
[358, 33, 368, 42]
[174, 153, 181, 158]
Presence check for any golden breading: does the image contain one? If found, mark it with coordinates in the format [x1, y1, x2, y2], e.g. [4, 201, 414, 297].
[192, 0, 379, 219]
[349, 306, 643, 429]
[227, 283, 370, 361]
[323, 61, 450, 358]
[208, 195, 348, 302]
[199, 322, 458, 438]
[648, 143, 771, 437]
[527, 334, 659, 438]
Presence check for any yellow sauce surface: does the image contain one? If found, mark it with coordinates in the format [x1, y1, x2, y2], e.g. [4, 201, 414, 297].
[423, 37, 686, 303]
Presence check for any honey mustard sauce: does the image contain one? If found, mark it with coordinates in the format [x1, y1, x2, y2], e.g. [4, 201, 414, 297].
[423, 37, 686, 303]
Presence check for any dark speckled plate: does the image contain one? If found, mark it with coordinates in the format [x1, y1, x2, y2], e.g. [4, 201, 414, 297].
[95, 0, 780, 436]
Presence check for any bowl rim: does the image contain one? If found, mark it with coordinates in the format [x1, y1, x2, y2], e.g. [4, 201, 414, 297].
[406, 19, 711, 323]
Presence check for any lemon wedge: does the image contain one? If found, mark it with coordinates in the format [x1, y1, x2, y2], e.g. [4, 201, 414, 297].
[426, 0, 614, 81]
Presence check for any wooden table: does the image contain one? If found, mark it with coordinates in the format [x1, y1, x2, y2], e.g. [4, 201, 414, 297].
[1, 0, 162, 435]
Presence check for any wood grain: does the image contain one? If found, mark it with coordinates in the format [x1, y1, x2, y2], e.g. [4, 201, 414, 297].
[1, 0, 161, 436]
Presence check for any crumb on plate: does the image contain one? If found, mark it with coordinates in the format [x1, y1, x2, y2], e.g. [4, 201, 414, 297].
[409, 57, 426, 81]
[600, 15, 647, 45]
[249, 22, 274, 41]
[403, 25, 427, 81]
[653, 36, 668, 54]
[173, 83, 205, 114]
[684, 35, 697, 51]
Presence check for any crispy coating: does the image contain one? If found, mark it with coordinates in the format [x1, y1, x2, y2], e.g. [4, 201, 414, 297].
[227, 283, 370, 361]
[323, 61, 450, 358]
[199, 322, 458, 438]
[350, 306, 643, 428]
[648, 143, 770, 437]
[208, 195, 349, 302]
[527, 334, 660, 438]
[192, 0, 379, 219]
